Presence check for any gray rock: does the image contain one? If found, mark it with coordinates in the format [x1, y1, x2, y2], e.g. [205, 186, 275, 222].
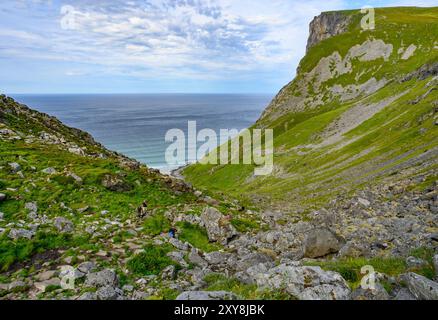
[36, 270, 57, 282]
[351, 283, 390, 300]
[303, 228, 344, 258]
[77, 292, 98, 300]
[406, 256, 428, 269]
[394, 288, 416, 300]
[8, 280, 28, 292]
[54, 217, 74, 233]
[167, 251, 188, 268]
[96, 285, 120, 300]
[0, 193, 6, 202]
[161, 265, 177, 280]
[176, 291, 238, 300]
[169, 237, 189, 251]
[122, 285, 134, 292]
[34, 278, 61, 292]
[25, 202, 38, 213]
[235, 253, 274, 272]
[188, 248, 208, 268]
[0, 211, 4, 220]
[200, 207, 238, 245]
[77, 261, 97, 274]
[403, 272, 438, 300]
[42, 167, 57, 174]
[204, 251, 231, 265]
[252, 264, 351, 300]
[9, 228, 35, 240]
[9, 162, 21, 173]
[85, 269, 119, 288]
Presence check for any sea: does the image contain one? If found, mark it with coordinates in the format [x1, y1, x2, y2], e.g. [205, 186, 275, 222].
[11, 94, 272, 173]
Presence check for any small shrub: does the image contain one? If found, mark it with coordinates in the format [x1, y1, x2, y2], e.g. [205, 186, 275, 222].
[176, 222, 220, 253]
[143, 214, 170, 236]
[127, 244, 177, 276]
[231, 218, 259, 232]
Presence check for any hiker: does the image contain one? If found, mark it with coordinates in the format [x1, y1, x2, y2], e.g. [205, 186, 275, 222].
[136, 200, 148, 218]
[168, 227, 177, 238]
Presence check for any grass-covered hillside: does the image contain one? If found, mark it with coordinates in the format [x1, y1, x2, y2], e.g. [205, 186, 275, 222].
[183, 7, 438, 213]
[0, 95, 264, 300]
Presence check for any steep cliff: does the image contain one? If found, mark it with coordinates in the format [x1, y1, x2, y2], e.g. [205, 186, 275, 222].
[184, 7, 438, 213]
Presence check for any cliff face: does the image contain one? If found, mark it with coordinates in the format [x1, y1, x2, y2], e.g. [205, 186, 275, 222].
[306, 11, 351, 52]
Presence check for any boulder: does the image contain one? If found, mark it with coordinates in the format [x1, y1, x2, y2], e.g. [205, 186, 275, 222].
[394, 288, 416, 300]
[161, 265, 177, 280]
[85, 269, 119, 288]
[9, 162, 21, 173]
[351, 283, 390, 300]
[303, 228, 344, 258]
[188, 248, 208, 268]
[36, 270, 57, 282]
[252, 264, 351, 300]
[42, 167, 57, 174]
[77, 261, 97, 274]
[9, 228, 35, 240]
[406, 256, 428, 269]
[234, 253, 274, 272]
[54, 217, 74, 233]
[25, 202, 38, 213]
[34, 278, 61, 292]
[176, 291, 238, 300]
[403, 272, 438, 300]
[200, 207, 238, 245]
[0, 193, 6, 202]
[8, 280, 28, 292]
[101, 174, 132, 192]
[77, 292, 98, 300]
[96, 286, 122, 300]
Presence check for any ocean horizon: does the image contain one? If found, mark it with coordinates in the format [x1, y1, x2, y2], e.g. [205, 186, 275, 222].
[11, 93, 273, 173]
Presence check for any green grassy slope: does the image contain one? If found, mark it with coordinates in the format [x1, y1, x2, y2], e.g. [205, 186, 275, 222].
[183, 7, 438, 212]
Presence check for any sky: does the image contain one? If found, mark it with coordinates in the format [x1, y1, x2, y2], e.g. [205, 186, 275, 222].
[0, 0, 436, 94]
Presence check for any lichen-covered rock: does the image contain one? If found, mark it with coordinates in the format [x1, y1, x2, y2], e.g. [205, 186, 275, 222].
[303, 228, 344, 258]
[9, 228, 35, 240]
[252, 263, 351, 300]
[85, 269, 119, 288]
[403, 272, 438, 300]
[351, 283, 390, 300]
[96, 285, 123, 300]
[200, 207, 238, 245]
[54, 217, 74, 233]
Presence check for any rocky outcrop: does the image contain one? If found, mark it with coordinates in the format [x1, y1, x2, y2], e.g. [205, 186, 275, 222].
[200, 207, 238, 245]
[306, 11, 352, 52]
[303, 228, 344, 258]
[403, 273, 438, 300]
[251, 262, 351, 300]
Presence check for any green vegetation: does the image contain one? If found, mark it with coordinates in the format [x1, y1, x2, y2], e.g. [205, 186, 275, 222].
[183, 7, 438, 212]
[203, 273, 297, 300]
[0, 232, 90, 271]
[127, 244, 178, 276]
[176, 221, 220, 253]
[304, 247, 437, 289]
[143, 214, 171, 236]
